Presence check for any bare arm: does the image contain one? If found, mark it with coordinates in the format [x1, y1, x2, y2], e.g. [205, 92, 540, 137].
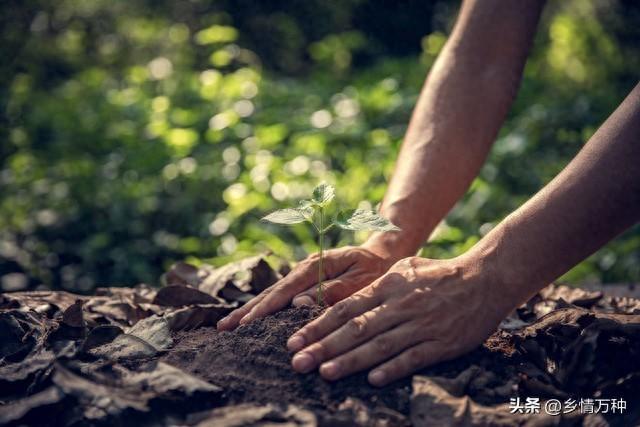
[286, 83, 640, 386]
[474, 82, 640, 310]
[365, 0, 545, 259]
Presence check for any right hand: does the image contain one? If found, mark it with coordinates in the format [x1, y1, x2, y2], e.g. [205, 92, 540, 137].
[216, 245, 398, 331]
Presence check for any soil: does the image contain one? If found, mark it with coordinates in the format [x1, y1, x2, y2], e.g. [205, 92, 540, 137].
[160, 306, 520, 415]
[162, 306, 412, 413]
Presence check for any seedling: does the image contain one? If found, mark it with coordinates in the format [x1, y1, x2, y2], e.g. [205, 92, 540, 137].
[261, 182, 400, 305]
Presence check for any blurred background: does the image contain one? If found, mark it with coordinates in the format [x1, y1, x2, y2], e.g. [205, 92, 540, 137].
[1, 0, 639, 293]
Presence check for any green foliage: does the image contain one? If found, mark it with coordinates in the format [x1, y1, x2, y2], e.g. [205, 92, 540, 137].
[1, 0, 640, 292]
[261, 208, 310, 225]
[335, 209, 400, 232]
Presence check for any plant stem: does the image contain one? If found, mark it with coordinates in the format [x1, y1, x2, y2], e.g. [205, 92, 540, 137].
[317, 206, 324, 305]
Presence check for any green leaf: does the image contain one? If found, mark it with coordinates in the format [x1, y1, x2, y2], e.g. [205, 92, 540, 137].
[312, 183, 335, 206]
[297, 201, 315, 221]
[335, 209, 400, 232]
[261, 209, 308, 225]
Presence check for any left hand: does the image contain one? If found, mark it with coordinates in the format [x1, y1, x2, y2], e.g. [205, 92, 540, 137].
[286, 255, 513, 386]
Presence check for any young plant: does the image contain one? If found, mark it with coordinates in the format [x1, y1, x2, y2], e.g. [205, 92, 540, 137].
[261, 182, 400, 305]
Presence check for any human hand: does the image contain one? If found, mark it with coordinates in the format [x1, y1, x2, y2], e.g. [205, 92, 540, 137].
[216, 244, 399, 331]
[285, 255, 513, 386]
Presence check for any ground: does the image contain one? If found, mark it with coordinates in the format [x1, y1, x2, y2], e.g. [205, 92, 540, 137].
[1, 254, 639, 426]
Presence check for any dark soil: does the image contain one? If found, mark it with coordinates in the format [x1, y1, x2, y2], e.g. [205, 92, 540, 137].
[161, 304, 525, 412]
[162, 306, 414, 414]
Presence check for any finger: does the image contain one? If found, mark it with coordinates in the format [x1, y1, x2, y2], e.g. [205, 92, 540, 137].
[292, 278, 344, 307]
[287, 288, 382, 357]
[367, 341, 445, 387]
[216, 290, 269, 330]
[292, 269, 376, 307]
[291, 294, 315, 307]
[235, 263, 320, 326]
[318, 322, 422, 381]
[240, 249, 357, 324]
[292, 305, 405, 374]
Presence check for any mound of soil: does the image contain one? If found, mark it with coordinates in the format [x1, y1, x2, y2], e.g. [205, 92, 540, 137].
[162, 306, 412, 413]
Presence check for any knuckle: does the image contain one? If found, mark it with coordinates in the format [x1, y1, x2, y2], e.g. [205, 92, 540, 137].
[307, 342, 328, 361]
[323, 285, 343, 306]
[406, 348, 425, 370]
[373, 335, 392, 353]
[301, 323, 317, 341]
[306, 253, 321, 263]
[340, 353, 360, 371]
[396, 291, 425, 310]
[346, 316, 368, 338]
[267, 287, 284, 300]
[332, 301, 351, 322]
[401, 267, 418, 282]
[392, 257, 412, 270]
[372, 273, 396, 291]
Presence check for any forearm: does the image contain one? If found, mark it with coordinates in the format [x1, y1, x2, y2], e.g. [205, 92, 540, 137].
[471, 83, 640, 311]
[365, 0, 545, 260]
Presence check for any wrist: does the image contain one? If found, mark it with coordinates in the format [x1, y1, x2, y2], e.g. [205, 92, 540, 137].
[457, 240, 523, 320]
[462, 226, 547, 317]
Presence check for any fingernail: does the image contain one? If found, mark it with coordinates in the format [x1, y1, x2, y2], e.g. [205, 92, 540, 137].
[239, 314, 251, 325]
[369, 370, 386, 386]
[292, 295, 314, 307]
[292, 352, 314, 373]
[320, 361, 340, 379]
[287, 335, 306, 352]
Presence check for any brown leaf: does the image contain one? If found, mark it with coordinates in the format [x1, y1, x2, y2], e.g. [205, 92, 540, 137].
[514, 307, 640, 394]
[126, 315, 173, 350]
[61, 299, 85, 328]
[89, 334, 158, 360]
[50, 362, 221, 423]
[81, 325, 123, 352]
[328, 397, 409, 427]
[94, 283, 157, 304]
[539, 284, 603, 308]
[0, 386, 65, 425]
[0, 290, 83, 314]
[188, 403, 316, 426]
[165, 304, 235, 331]
[198, 255, 281, 301]
[163, 262, 201, 287]
[411, 375, 542, 427]
[152, 285, 224, 307]
[83, 295, 160, 327]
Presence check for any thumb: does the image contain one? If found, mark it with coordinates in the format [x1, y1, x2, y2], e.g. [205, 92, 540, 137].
[292, 278, 345, 307]
[238, 248, 355, 324]
[292, 269, 370, 307]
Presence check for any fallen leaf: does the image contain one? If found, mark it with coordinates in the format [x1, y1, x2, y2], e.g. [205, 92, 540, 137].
[411, 375, 543, 427]
[127, 315, 173, 351]
[61, 300, 85, 328]
[81, 325, 123, 352]
[164, 262, 201, 287]
[188, 403, 316, 427]
[198, 254, 281, 300]
[49, 362, 221, 424]
[89, 333, 158, 360]
[0, 386, 65, 425]
[165, 304, 234, 331]
[152, 285, 223, 307]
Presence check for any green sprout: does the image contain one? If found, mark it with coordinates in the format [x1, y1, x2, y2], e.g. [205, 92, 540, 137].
[261, 182, 400, 305]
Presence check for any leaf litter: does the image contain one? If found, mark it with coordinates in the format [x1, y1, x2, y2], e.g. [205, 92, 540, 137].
[0, 254, 639, 426]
